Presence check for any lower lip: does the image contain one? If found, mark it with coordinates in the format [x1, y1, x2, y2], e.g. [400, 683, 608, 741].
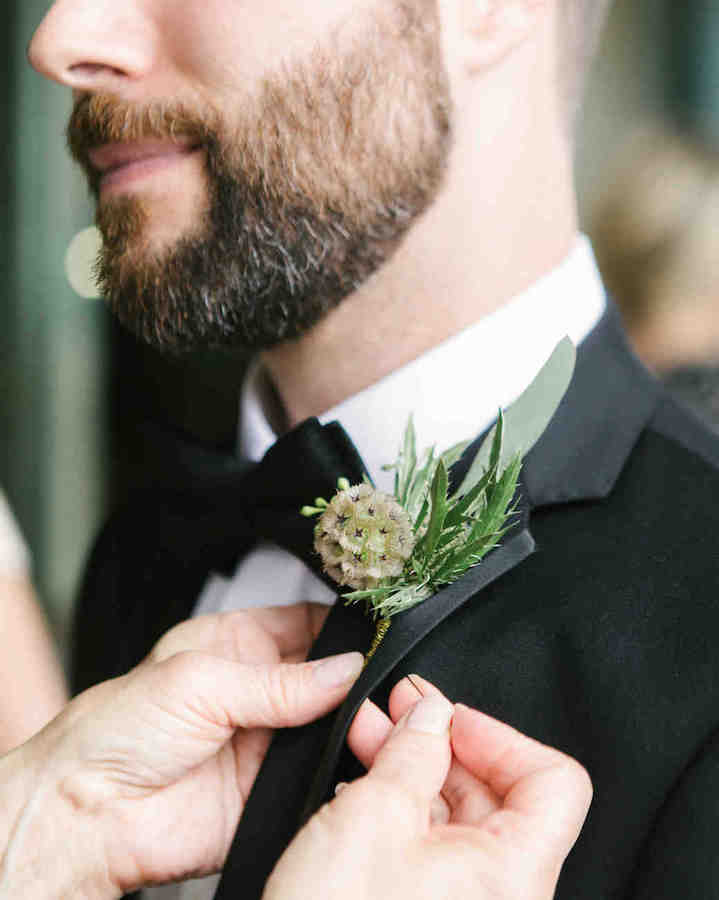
[99, 147, 202, 195]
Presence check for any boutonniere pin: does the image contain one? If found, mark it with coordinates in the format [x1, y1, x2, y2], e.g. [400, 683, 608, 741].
[302, 337, 576, 660]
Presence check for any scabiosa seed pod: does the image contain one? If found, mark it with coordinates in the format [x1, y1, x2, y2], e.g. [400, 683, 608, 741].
[314, 483, 415, 590]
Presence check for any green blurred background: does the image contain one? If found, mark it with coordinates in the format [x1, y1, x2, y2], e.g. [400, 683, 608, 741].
[2, 0, 719, 663]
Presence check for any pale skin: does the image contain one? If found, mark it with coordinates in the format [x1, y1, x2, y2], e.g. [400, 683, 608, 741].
[0, 611, 592, 898]
[0, 607, 357, 897]
[28, 0, 578, 425]
[0, 574, 67, 755]
[269, 684, 592, 900]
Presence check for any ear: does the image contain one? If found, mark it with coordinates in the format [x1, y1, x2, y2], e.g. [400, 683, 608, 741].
[459, 0, 550, 72]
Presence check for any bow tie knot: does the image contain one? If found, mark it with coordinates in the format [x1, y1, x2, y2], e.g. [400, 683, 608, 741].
[238, 417, 369, 573]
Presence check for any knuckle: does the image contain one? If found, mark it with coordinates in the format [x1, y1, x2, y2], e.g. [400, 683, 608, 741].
[148, 618, 197, 662]
[162, 648, 202, 679]
[331, 788, 374, 833]
[571, 760, 594, 802]
[257, 664, 302, 724]
[157, 650, 216, 696]
[554, 756, 594, 810]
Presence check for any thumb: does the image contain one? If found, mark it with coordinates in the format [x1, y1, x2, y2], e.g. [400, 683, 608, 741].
[44, 651, 366, 795]
[364, 695, 454, 820]
[167, 649, 366, 731]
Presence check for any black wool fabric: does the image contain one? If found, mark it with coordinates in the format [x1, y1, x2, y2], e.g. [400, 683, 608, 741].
[74, 304, 719, 900]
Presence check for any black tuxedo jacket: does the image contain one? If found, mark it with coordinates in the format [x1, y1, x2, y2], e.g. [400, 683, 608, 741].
[74, 306, 719, 899]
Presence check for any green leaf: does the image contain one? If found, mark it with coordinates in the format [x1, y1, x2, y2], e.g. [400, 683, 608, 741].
[433, 541, 500, 582]
[406, 446, 436, 522]
[372, 582, 433, 618]
[343, 587, 396, 603]
[455, 337, 576, 497]
[397, 415, 418, 505]
[450, 409, 503, 503]
[488, 409, 504, 482]
[483, 453, 521, 525]
[439, 439, 471, 471]
[435, 524, 467, 551]
[413, 496, 430, 534]
[411, 556, 428, 582]
[432, 453, 521, 584]
[444, 466, 493, 527]
[418, 459, 450, 561]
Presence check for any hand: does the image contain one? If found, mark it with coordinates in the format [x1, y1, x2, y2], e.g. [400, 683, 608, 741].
[1, 609, 359, 899]
[264, 677, 592, 900]
[149, 603, 330, 808]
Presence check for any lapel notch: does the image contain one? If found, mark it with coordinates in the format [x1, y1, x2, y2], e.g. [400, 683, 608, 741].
[523, 303, 660, 508]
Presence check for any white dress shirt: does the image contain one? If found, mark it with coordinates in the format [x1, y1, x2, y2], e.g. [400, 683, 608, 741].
[144, 234, 606, 900]
[195, 234, 606, 619]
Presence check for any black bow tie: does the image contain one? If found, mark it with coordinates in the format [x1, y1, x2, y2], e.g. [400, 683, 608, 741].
[238, 417, 369, 573]
[148, 415, 370, 581]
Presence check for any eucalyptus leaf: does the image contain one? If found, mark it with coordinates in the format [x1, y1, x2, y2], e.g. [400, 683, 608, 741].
[455, 337, 576, 497]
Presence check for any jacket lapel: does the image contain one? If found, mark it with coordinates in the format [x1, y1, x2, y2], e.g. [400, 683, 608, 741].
[215, 301, 661, 900]
[301, 493, 535, 820]
[523, 302, 660, 507]
[301, 302, 661, 816]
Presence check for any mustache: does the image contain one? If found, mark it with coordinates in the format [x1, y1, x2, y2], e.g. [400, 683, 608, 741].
[66, 94, 217, 192]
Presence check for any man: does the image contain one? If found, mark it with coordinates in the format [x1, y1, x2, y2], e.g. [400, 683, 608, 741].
[28, 0, 719, 898]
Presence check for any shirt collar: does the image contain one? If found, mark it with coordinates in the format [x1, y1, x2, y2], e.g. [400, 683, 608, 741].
[239, 235, 606, 491]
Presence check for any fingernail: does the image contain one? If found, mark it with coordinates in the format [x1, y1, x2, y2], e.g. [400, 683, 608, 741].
[314, 652, 364, 689]
[407, 696, 453, 735]
[334, 781, 348, 796]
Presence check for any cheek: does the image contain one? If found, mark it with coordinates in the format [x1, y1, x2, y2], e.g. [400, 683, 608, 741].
[160, 0, 380, 89]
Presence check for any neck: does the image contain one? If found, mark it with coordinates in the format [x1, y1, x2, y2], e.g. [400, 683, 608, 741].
[262, 44, 578, 427]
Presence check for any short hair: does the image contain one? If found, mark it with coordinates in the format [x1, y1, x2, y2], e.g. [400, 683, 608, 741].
[559, 0, 614, 122]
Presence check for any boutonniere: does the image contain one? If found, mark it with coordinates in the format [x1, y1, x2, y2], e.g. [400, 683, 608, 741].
[302, 338, 576, 659]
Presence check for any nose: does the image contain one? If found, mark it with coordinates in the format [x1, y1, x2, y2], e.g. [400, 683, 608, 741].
[28, 0, 154, 93]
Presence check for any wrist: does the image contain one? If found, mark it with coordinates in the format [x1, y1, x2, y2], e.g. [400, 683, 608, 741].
[0, 736, 117, 900]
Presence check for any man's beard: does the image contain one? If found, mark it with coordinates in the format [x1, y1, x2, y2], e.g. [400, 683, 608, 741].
[67, 1, 452, 353]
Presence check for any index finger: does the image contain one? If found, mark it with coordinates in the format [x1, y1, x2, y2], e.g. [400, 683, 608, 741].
[451, 705, 592, 854]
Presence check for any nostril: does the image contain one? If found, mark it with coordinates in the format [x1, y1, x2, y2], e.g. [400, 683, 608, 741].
[69, 63, 107, 76]
[63, 62, 130, 91]
[27, 9, 149, 89]
[68, 63, 125, 78]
